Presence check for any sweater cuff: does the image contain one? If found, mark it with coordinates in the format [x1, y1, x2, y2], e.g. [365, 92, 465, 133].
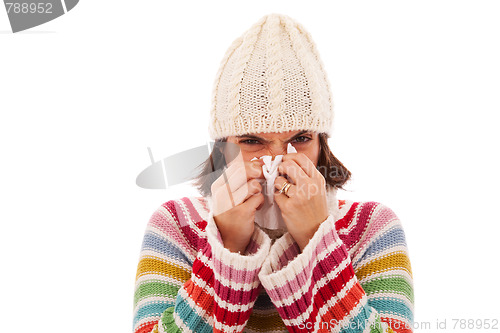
[205, 210, 271, 329]
[258, 214, 358, 324]
[205, 210, 271, 271]
[259, 214, 341, 282]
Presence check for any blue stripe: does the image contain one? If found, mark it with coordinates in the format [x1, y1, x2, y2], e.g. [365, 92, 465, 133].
[363, 227, 407, 258]
[133, 300, 174, 326]
[142, 231, 193, 266]
[339, 303, 374, 333]
[369, 297, 413, 323]
[174, 293, 213, 333]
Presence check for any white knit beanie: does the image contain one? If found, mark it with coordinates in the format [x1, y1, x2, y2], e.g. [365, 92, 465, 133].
[208, 13, 334, 140]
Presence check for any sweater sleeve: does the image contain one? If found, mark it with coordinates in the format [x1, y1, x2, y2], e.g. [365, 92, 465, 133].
[132, 199, 271, 333]
[258, 203, 414, 333]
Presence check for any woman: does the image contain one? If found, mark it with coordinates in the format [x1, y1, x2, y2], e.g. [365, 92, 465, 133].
[133, 13, 414, 333]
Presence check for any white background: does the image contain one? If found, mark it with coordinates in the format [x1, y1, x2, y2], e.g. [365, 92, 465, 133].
[1, 1, 499, 332]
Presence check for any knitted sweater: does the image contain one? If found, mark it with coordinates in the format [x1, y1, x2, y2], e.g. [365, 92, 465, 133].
[133, 189, 414, 333]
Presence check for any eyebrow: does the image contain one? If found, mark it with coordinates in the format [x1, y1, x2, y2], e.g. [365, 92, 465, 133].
[236, 130, 311, 143]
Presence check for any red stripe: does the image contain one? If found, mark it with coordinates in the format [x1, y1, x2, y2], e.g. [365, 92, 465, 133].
[273, 245, 353, 321]
[213, 302, 255, 327]
[213, 277, 261, 306]
[190, 240, 261, 328]
[192, 257, 214, 287]
[184, 279, 215, 315]
[316, 283, 365, 329]
[335, 202, 358, 231]
[181, 197, 208, 248]
[181, 197, 206, 227]
[134, 321, 157, 333]
[311, 241, 349, 282]
[281, 282, 365, 333]
[164, 200, 204, 251]
[305, 266, 356, 324]
[341, 202, 376, 250]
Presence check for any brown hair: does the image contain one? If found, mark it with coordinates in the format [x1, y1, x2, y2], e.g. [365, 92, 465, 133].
[192, 133, 351, 197]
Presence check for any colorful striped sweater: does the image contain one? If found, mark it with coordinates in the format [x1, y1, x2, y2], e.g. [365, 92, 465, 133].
[133, 189, 414, 333]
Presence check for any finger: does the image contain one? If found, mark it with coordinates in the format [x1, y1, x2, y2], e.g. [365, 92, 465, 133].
[273, 188, 287, 208]
[282, 153, 317, 178]
[232, 178, 263, 206]
[278, 160, 308, 185]
[226, 160, 264, 193]
[241, 191, 265, 211]
[213, 175, 263, 214]
[212, 159, 263, 192]
[274, 176, 296, 197]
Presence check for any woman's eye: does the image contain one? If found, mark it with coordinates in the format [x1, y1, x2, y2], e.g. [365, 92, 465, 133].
[293, 136, 311, 143]
[240, 139, 261, 145]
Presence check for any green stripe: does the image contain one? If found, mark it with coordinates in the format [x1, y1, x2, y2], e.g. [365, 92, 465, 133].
[134, 281, 180, 305]
[361, 276, 414, 303]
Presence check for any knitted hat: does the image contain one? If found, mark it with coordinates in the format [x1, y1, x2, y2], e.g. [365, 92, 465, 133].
[208, 13, 334, 140]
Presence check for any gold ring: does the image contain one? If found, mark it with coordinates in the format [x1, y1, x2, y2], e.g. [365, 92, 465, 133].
[283, 182, 292, 196]
[279, 182, 288, 194]
[279, 182, 292, 197]
[278, 181, 289, 194]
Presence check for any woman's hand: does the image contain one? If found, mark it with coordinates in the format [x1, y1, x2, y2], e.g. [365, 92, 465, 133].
[273, 153, 329, 252]
[211, 158, 265, 253]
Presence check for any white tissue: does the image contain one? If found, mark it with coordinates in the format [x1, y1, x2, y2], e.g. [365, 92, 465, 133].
[251, 143, 297, 230]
